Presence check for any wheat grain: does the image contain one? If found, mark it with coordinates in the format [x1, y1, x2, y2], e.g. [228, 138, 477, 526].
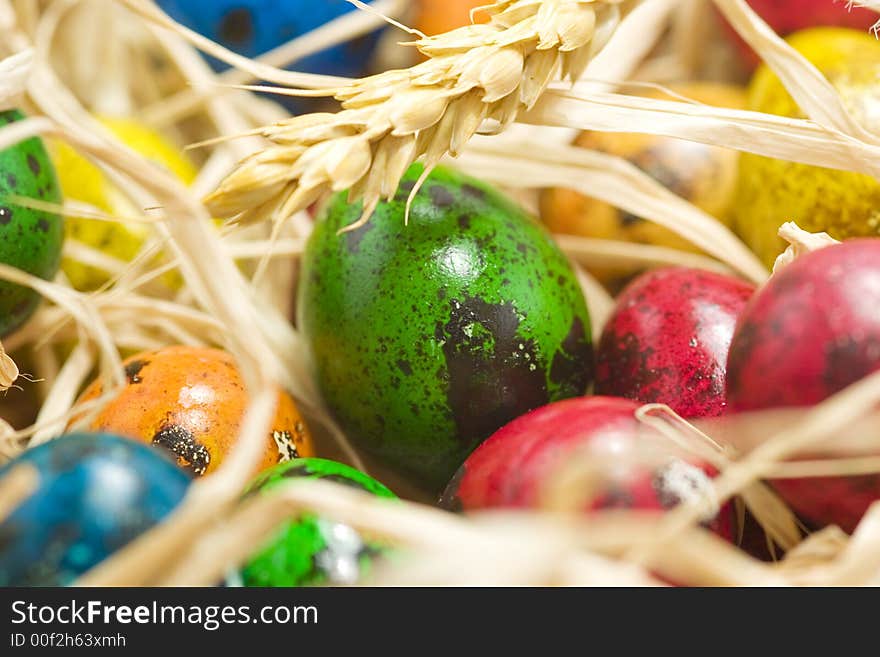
[205, 0, 630, 229]
[0, 339, 17, 392]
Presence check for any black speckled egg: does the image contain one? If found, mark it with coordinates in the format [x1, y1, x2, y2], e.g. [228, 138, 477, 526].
[0, 109, 63, 336]
[298, 164, 594, 490]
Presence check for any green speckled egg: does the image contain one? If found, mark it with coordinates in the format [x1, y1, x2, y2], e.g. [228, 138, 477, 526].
[0, 109, 63, 336]
[298, 164, 594, 490]
[238, 458, 396, 587]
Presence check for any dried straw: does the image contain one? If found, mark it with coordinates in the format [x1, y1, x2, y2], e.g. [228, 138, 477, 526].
[771, 222, 839, 273]
[456, 135, 768, 282]
[0, 464, 37, 523]
[0, 0, 879, 587]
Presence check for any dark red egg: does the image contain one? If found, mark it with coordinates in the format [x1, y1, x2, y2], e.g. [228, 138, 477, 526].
[727, 239, 880, 532]
[728, 240, 880, 410]
[595, 267, 755, 419]
[718, 0, 877, 70]
[441, 396, 735, 540]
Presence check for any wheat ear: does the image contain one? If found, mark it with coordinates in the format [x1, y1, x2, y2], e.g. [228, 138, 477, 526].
[0, 340, 17, 392]
[205, 0, 628, 230]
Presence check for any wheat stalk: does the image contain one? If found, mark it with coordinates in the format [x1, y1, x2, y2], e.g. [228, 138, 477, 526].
[205, 0, 630, 230]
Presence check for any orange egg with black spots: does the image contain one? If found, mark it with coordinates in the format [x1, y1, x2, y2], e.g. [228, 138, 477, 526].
[74, 346, 314, 477]
[539, 83, 746, 288]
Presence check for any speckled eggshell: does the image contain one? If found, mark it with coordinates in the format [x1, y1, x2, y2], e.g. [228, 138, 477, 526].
[298, 164, 594, 490]
[440, 396, 734, 541]
[734, 28, 880, 268]
[74, 346, 315, 477]
[0, 432, 191, 586]
[595, 267, 755, 418]
[727, 239, 880, 532]
[0, 109, 63, 336]
[237, 458, 396, 587]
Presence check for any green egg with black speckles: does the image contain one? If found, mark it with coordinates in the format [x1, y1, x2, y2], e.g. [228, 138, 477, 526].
[237, 458, 396, 587]
[298, 164, 594, 491]
[0, 109, 63, 336]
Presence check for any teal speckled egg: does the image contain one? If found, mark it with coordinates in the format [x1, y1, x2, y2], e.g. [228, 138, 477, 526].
[298, 164, 594, 490]
[0, 109, 63, 336]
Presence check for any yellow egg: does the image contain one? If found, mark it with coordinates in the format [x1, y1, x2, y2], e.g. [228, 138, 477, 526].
[53, 117, 197, 291]
[539, 83, 746, 286]
[734, 28, 880, 268]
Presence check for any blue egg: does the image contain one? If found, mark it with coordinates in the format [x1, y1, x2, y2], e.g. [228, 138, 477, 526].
[156, 0, 384, 80]
[0, 433, 191, 586]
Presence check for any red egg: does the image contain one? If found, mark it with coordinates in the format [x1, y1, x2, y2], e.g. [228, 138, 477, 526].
[441, 396, 735, 540]
[595, 267, 755, 419]
[719, 0, 877, 69]
[727, 239, 880, 532]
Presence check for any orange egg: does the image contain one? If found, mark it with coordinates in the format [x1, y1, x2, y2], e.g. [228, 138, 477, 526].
[74, 346, 314, 477]
[414, 0, 489, 36]
[539, 83, 746, 287]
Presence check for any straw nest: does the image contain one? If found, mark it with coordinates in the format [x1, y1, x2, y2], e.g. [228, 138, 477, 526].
[1, 0, 880, 586]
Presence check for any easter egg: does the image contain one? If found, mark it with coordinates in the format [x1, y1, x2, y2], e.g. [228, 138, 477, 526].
[52, 116, 197, 291]
[734, 28, 880, 268]
[0, 109, 63, 336]
[156, 0, 383, 80]
[440, 396, 734, 540]
[74, 346, 315, 477]
[727, 240, 880, 532]
[595, 267, 755, 418]
[0, 432, 191, 586]
[299, 164, 594, 490]
[414, 0, 489, 36]
[236, 458, 395, 587]
[719, 0, 877, 70]
[539, 84, 745, 287]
